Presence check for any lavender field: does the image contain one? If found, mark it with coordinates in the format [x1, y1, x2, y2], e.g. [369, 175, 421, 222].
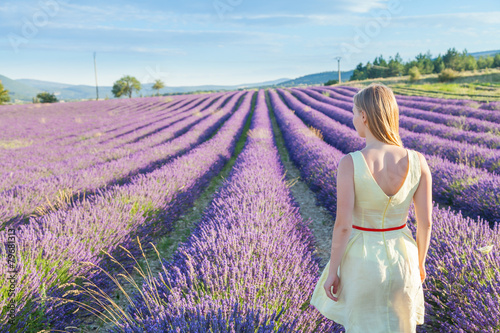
[1, 87, 499, 332]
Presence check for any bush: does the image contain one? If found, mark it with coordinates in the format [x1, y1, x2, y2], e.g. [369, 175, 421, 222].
[324, 79, 338, 86]
[408, 66, 421, 81]
[36, 92, 58, 103]
[438, 68, 460, 82]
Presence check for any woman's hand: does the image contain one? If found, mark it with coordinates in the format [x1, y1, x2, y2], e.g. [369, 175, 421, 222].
[324, 272, 340, 302]
[419, 264, 426, 283]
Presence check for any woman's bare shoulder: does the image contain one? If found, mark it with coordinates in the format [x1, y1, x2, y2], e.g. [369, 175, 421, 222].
[414, 150, 431, 177]
[337, 154, 354, 173]
[339, 153, 354, 164]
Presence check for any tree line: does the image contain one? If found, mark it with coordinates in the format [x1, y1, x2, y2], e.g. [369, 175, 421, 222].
[350, 48, 500, 81]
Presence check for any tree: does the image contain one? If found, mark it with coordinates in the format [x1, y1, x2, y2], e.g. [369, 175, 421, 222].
[112, 75, 142, 98]
[371, 55, 388, 78]
[350, 62, 367, 81]
[0, 80, 10, 104]
[477, 56, 494, 69]
[494, 54, 500, 68]
[152, 79, 165, 96]
[387, 53, 404, 77]
[463, 54, 478, 71]
[433, 55, 445, 73]
[443, 47, 461, 70]
[36, 92, 58, 103]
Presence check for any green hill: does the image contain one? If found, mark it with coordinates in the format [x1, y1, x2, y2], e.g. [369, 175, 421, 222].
[0, 75, 42, 102]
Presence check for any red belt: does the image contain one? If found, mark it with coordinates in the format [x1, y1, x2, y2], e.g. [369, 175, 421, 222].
[352, 223, 407, 232]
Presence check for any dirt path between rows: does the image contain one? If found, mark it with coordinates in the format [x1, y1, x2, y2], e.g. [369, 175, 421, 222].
[268, 102, 334, 270]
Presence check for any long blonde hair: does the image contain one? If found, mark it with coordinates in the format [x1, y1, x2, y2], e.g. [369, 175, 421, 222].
[353, 83, 403, 147]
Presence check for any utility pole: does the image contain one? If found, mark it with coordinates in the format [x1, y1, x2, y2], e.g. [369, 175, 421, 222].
[334, 56, 342, 84]
[94, 52, 99, 101]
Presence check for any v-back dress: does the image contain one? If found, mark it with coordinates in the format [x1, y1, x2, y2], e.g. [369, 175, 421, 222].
[310, 148, 425, 332]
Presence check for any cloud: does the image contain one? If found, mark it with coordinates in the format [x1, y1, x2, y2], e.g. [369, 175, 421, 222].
[335, 0, 390, 13]
[0, 41, 188, 55]
[392, 11, 500, 26]
[225, 13, 364, 27]
[39, 22, 290, 46]
[58, 2, 213, 24]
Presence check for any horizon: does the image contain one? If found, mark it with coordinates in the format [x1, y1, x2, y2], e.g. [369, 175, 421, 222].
[1, 0, 499, 87]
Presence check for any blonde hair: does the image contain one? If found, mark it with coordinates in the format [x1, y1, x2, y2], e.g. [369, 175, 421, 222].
[353, 83, 403, 147]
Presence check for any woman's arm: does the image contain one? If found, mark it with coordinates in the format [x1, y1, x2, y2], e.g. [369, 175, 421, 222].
[412, 152, 433, 281]
[328, 154, 355, 277]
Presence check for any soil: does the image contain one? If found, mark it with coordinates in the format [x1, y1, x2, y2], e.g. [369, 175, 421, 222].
[268, 105, 334, 269]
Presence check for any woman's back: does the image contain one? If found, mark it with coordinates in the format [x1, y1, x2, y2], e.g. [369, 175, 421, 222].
[310, 147, 426, 332]
[350, 147, 421, 229]
[359, 146, 410, 198]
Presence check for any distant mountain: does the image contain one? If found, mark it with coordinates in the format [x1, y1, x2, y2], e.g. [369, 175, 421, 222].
[2, 76, 291, 102]
[16, 79, 115, 101]
[469, 50, 500, 59]
[235, 78, 291, 88]
[276, 70, 354, 87]
[0, 75, 42, 102]
[154, 78, 291, 94]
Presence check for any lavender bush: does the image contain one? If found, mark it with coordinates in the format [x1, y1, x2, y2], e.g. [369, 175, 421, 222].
[0, 92, 254, 331]
[108, 90, 344, 332]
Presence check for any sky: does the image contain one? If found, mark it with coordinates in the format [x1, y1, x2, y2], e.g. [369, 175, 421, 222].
[0, 0, 499, 87]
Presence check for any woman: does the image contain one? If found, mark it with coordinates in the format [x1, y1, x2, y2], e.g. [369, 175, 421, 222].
[310, 83, 432, 332]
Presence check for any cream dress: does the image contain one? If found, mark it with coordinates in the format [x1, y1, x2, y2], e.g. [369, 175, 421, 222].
[310, 148, 425, 332]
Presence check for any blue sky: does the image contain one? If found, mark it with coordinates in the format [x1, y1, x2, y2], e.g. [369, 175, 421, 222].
[0, 0, 499, 86]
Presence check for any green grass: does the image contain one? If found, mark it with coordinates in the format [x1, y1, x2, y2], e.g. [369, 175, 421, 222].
[0, 249, 75, 332]
[336, 68, 500, 102]
[0, 139, 34, 149]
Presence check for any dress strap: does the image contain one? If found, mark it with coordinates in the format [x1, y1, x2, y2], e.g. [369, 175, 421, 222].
[410, 149, 422, 186]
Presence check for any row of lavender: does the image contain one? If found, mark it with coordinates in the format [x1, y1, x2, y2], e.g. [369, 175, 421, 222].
[0, 95, 186, 157]
[0, 97, 186, 185]
[0, 96, 168, 142]
[277, 88, 500, 224]
[291, 88, 500, 172]
[0, 93, 216, 186]
[332, 86, 500, 134]
[0, 92, 254, 331]
[106, 90, 343, 332]
[268, 89, 500, 332]
[339, 85, 500, 112]
[311, 87, 500, 149]
[0, 92, 240, 226]
[346, 87, 500, 122]
[0, 93, 233, 200]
